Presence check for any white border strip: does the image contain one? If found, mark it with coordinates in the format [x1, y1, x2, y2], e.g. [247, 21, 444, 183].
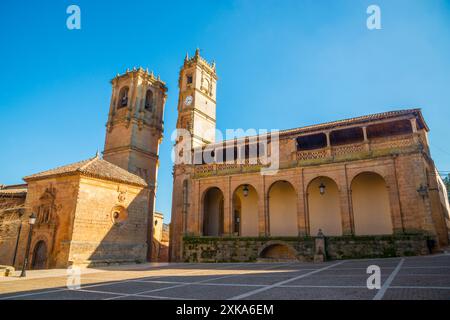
[373, 258, 404, 300]
[227, 261, 345, 300]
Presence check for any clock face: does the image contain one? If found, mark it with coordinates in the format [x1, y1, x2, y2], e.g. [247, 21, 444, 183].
[184, 95, 193, 106]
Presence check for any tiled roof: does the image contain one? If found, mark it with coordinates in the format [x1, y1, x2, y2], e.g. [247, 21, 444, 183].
[23, 156, 147, 187]
[279, 108, 427, 136]
[194, 108, 427, 151]
[0, 184, 28, 197]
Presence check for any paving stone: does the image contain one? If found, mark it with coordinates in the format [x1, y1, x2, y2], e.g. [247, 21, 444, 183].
[383, 288, 450, 300]
[244, 287, 377, 300]
[153, 284, 257, 300]
[82, 281, 177, 294]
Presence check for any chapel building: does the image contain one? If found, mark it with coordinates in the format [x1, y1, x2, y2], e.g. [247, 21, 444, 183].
[0, 67, 168, 269]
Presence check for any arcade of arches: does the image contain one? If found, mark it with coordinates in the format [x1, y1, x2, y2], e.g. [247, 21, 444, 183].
[201, 172, 395, 238]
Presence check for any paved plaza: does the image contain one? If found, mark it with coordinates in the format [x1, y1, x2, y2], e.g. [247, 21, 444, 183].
[0, 253, 449, 300]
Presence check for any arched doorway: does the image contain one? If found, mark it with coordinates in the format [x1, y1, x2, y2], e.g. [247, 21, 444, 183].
[232, 184, 258, 236]
[32, 240, 47, 270]
[307, 176, 342, 236]
[203, 187, 224, 236]
[259, 243, 298, 260]
[351, 172, 393, 235]
[268, 181, 297, 236]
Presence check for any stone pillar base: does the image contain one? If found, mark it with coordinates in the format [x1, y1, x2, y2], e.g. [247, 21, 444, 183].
[314, 254, 325, 263]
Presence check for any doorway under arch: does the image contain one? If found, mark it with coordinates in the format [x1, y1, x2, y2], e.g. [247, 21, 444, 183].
[307, 176, 342, 236]
[232, 184, 258, 236]
[259, 242, 298, 260]
[351, 172, 393, 235]
[31, 240, 47, 270]
[268, 181, 297, 236]
[203, 187, 224, 236]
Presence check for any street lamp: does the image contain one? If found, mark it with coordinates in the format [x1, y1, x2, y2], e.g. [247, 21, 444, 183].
[319, 182, 326, 195]
[242, 185, 249, 197]
[20, 213, 37, 277]
[417, 184, 429, 199]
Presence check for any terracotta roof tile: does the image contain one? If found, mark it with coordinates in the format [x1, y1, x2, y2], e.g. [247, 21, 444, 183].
[193, 109, 426, 151]
[23, 156, 147, 187]
[0, 187, 28, 196]
[279, 108, 426, 136]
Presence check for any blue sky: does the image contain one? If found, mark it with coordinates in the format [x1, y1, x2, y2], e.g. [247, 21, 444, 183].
[1, 0, 450, 223]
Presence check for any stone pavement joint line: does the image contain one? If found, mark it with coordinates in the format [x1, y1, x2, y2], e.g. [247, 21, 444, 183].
[103, 263, 296, 300]
[0, 262, 250, 300]
[227, 261, 346, 300]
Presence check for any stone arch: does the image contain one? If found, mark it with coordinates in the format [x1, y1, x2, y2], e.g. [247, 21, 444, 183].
[348, 167, 389, 186]
[232, 184, 258, 236]
[117, 86, 129, 108]
[268, 180, 297, 236]
[258, 241, 298, 260]
[31, 240, 48, 270]
[307, 176, 342, 236]
[202, 187, 224, 236]
[145, 89, 154, 110]
[351, 171, 393, 235]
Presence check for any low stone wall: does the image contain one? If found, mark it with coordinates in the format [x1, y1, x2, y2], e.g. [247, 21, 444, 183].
[182, 234, 431, 262]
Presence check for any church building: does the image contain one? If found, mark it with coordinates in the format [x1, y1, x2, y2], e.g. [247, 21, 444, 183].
[0, 67, 168, 269]
[169, 50, 450, 262]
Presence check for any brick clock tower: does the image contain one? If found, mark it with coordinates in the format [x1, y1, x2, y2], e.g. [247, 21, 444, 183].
[103, 67, 167, 261]
[176, 49, 218, 148]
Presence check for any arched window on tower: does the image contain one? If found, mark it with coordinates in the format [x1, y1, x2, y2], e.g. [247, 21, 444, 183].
[145, 89, 154, 111]
[117, 86, 129, 108]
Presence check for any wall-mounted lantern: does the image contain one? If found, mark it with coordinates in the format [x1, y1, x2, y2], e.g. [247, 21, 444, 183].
[243, 185, 249, 197]
[417, 184, 429, 199]
[319, 182, 326, 195]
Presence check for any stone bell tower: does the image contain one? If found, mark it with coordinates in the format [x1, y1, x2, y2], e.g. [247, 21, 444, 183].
[176, 49, 218, 148]
[103, 67, 167, 261]
[170, 50, 218, 262]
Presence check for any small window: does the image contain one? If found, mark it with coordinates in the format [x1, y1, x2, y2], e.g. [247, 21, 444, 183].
[117, 86, 129, 108]
[186, 75, 193, 85]
[145, 89, 153, 111]
[111, 206, 128, 226]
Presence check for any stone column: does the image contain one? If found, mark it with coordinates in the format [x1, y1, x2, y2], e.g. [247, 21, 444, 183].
[258, 190, 266, 236]
[325, 131, 332, 157]
[297, 169, 307, 236]
[223, 178, 232, 235]
[341, 165, 354, 235]
[362, 126, 370, 152]
[410, 117, 418, 133]
[389, 157, 405, 234]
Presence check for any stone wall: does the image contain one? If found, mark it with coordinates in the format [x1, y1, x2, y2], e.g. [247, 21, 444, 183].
[14, 176, 80, 269]
[182, 234, 430, 262]
[68, 176, 148, 267]
[0, 196, 26, 266]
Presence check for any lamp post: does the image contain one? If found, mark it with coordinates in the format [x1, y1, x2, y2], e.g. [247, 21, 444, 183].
[11, 211, 24, 267]
[20, 213, 37, 277]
